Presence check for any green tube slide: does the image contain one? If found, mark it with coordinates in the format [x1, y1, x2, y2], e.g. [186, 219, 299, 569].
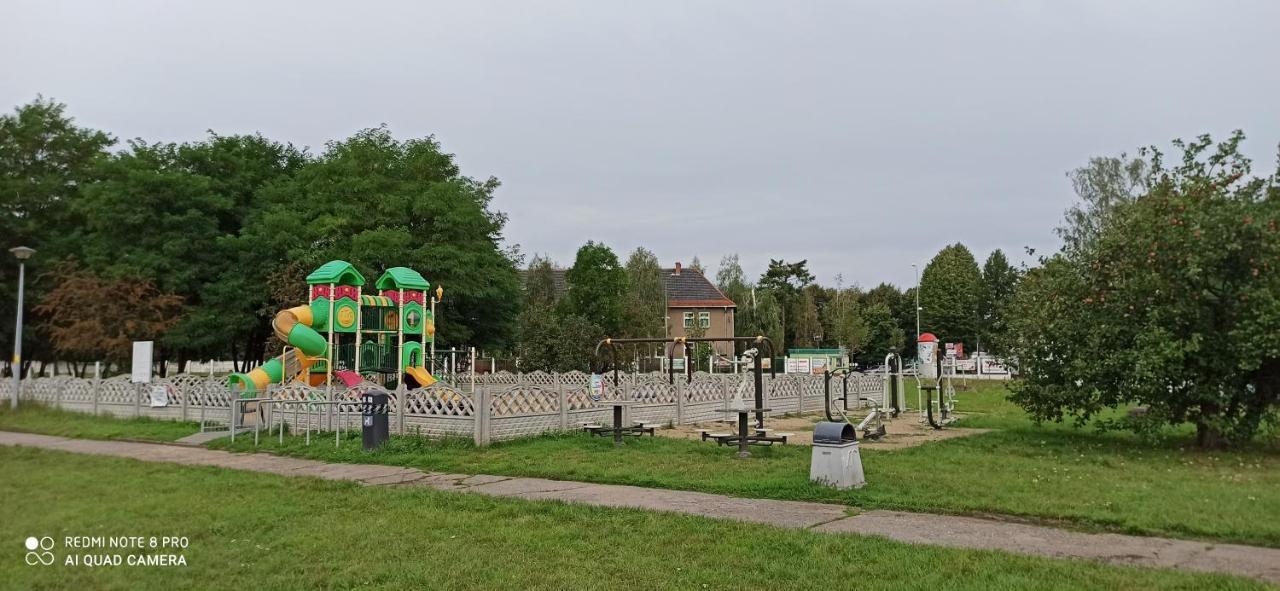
[287, 323, 327, 356]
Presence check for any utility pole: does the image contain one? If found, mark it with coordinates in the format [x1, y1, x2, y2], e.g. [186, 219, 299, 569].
[913, 263, 921, 339]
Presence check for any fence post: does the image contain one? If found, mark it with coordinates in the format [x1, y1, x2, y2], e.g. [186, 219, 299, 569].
[796, 375, 804, 415]
[621, 380, 632, 427]
[721, 376, 731, 419]
[473, 386, 490, 447]
[91, 363, 101, 415]
[557, 375, 568, 431]
[675, 377, 685, 425]
[180, 381, 189, 421]
[134, 383, 142, 417]
[55, 378, 63, 409]
[396, 382, 406, 435]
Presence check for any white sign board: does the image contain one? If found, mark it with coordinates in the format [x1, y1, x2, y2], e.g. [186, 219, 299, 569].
[980, 357, 1010, 375]
[149, 385, 170, 407]
[785, 358, 810, 374]
[131, 341, 153, 384]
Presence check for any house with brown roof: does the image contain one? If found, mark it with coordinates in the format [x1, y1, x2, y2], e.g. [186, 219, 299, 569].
[521, 261, 738, 361]
[662, 262, 737, 359]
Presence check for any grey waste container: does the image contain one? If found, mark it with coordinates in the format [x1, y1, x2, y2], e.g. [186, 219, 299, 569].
[362, 392, 390, 451]
[810, 421, 865, 489]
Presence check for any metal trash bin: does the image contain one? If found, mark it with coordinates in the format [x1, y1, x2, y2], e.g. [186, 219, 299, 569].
[810, 421, 865, 489]
[361, 392, 390, 451]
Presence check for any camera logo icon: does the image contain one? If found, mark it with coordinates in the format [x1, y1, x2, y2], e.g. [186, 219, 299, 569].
[24, 536, 54, 566]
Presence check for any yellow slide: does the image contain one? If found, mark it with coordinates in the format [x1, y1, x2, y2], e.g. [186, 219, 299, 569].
[404, 366, 437, 388]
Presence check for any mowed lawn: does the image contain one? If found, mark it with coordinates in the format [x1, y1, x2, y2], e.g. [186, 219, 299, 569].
[0, 403, 201, 442]
[205, 381, 1280, 547]
[5, 381, 1279, 547]
[0, 447, 1265, 591]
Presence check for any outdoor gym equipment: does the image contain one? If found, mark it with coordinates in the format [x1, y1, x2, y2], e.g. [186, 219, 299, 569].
[915, 332, 955, 429]
[823, 369, 886, 440]
[883, 352, 904, 418]
[595, 335, 785, 458]
[228, 261, 440, 396]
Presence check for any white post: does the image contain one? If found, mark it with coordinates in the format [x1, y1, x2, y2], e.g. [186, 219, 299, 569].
[326, 283, 336, 388]
[354, 286, 363, 374]
[92, 362, 101, 414]
[397, 288, 405, 380]
[8, 254, 28, 408]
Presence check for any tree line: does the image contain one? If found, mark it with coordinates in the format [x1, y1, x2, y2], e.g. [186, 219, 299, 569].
[4, 97, 1277, 445]
[1, 98, 520, 376]
[510, 240, 1021, 372]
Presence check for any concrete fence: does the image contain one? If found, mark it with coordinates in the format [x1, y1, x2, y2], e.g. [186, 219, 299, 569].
[1, 370, 889, 445]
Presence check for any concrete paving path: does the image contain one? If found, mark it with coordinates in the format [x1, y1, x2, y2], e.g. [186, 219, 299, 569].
[3, 430, 1278, 584]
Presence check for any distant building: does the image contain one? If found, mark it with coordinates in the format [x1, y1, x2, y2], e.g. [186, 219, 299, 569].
[521, 260, 738, 360]
[662, 262, 736, 359]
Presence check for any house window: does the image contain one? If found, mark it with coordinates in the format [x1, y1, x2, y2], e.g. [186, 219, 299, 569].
[698, 312, 711, 329]
[683, 312, 694, 328]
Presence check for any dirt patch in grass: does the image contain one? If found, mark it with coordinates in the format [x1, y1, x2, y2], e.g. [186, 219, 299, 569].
[654, 410, 992, 449]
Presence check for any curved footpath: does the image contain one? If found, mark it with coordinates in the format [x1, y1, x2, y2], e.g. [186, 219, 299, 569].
[2, 430, 1277, 585]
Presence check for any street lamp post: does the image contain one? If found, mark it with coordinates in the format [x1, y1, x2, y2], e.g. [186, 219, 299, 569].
[429, 285, 443, 375]
[913, 263, 921, 339]
[9, 246, 35, 409]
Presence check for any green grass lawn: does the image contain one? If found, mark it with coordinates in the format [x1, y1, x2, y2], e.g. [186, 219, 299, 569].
[6, 382, 1279, 548]
[0, 447, 1265, 591]
[0, 403, 201, 442]
[204, 381, 1280, 547]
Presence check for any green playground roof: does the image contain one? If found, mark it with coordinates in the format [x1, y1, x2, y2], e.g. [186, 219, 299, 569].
[375, 267, 430, 290]
[306, 260, 366, 286]
[787, 348, 845, 355]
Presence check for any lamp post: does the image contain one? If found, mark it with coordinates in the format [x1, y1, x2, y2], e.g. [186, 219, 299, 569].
[430, 285, 443, 374]
[9, 246, 35, 409]
[913, 263, 921, 339]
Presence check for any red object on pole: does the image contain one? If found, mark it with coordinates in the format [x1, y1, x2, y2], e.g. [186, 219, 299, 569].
[917, 332, 938, 343]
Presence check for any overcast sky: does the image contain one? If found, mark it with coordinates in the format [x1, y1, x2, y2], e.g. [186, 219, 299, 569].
[5, 1, 1278, 288]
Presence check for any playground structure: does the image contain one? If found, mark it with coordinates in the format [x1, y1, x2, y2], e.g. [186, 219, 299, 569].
[228, 260, 440, 395]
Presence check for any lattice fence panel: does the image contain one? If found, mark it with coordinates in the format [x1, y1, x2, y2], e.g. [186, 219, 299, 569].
[404, 384, 474, 417]
[490, 385, 559, 417]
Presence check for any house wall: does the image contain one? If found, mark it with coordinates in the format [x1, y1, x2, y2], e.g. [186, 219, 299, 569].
[666, 306, 736, 357]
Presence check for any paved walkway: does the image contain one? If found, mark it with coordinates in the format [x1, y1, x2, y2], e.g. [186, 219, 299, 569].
[3, 430, 1278, 584]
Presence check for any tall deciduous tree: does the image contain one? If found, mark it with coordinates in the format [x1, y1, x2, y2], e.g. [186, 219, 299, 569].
[34, 261, 184, 372]
[1010, 131, 1280, 446]
[758, 259, 814, 348]
[564, 241, 625, 336]
[621, 247, 664, 338]
[242, 126, 521, 349]
[979, 249, 1019, 354]
[918, 243, 982, 349]
[1059, 154, 1149, 260]
[0, 98, 114, 376]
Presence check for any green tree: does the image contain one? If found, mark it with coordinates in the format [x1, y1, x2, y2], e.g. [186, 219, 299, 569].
[791, 288, 822, 348]
[1059, 154, 1149, 260]
[515, 256, 561, 371]
[564, 241, 625, 336]
[243, 126, 520, 350]
[688, 256, 705, 275]
[918, 244, 982, 349]
[0, 97, 114, 375]
[829, 288, 869, 359]
[715, 254, 749, 303]
[620, 247, 665, 338]
[856, 302, 905, 366]
[979, 249, 1020, 354]
[1010, 131, 1280, 446]
[758, 259, 814, 348]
